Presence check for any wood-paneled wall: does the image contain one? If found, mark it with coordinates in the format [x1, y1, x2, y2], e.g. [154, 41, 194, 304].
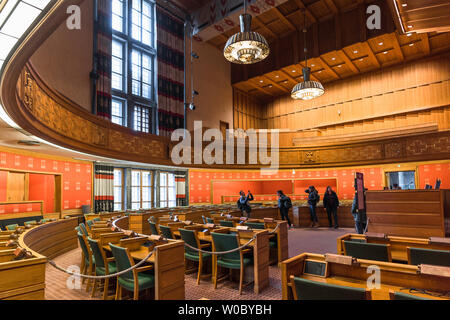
[233, 89, 267, 130]
[264, 54, 450, 135]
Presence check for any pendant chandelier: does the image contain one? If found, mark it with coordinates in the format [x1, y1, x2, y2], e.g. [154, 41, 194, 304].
[291, 10, 324, 100]
[223, 1, 269, 64]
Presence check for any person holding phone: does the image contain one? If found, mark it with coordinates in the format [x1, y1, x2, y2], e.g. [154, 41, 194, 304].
[237, 190, 254, 218]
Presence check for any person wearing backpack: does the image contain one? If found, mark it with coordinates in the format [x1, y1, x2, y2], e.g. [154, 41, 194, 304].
[237, 190, 254, 218]
[277, 190, 292, 229]
[305, 186, 320, 228]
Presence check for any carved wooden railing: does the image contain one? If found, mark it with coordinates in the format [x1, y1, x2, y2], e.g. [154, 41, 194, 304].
[2, 0, 450, 169]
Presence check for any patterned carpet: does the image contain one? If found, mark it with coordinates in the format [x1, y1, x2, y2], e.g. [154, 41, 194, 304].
[45, 227, 353, 300]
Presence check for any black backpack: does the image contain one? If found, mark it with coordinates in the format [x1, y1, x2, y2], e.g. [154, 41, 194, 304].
[284, 197, 292, 209]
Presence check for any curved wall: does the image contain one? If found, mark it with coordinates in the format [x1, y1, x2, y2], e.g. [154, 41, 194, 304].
[29, 0, 93, 111]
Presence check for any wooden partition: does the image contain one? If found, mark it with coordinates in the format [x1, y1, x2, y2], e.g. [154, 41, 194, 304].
[293, 204, 354, 228]
[20, 218, 78, 259]
[0, 218, 78, 300]
[280, 252, 450, 300]
[337, 233, 450, 263]
[366, 190, 450, 238]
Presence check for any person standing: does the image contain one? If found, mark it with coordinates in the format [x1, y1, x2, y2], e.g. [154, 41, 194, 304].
[351, 189, 367, 234]
[323, 186, 339, 229]
[237, 190, 254, 218]
[277, 190, 292, 229]
[306, 186, 320, 228]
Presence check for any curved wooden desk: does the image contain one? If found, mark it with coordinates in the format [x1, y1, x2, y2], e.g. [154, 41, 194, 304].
[0, 218, 78, 300]
[20, 218, 78, 259]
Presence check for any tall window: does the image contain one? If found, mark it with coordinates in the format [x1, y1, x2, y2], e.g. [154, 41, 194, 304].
[131, 170, 153, 209]
[160, 172, 176, 208]
[111, 0, 156, 133]
[113, 168, 124, 211]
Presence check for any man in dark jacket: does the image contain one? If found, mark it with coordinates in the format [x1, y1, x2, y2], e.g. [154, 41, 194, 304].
[277, 190, 292, 229]
[306, 186, 320, 228]
[323, 186, 339, 229]
[237, 190, 254, 218]
[351, 189, 367, 234]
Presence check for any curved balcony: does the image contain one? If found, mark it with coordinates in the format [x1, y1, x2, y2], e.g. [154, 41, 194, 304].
[1, 1, 449, 169]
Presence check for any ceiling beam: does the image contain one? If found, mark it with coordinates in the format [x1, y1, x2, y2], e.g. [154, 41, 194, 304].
[419, 33, 431, 55]
[336, 50, 359, 74]
[317, 57, 340, 79]
[392, 32, 405, 61]
[253, 16, 278, 40]
[361, 42, 381, 68]
[293, 0, 317, 24]
[324, 0, 339, 14]
[273, 7, 297, 32]
[252, 83, 275, 96]
[261, 75, 290, 92]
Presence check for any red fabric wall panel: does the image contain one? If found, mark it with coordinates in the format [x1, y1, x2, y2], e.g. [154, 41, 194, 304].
[0, 150, 92, 215]
[189, 166, 388, 204]
[28, 174, 55, 213]
[0, 171, 6, 202]
[418, 163, 450, 189]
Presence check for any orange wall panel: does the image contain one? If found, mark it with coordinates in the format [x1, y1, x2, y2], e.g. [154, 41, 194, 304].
[418, 163, 450, 189]
[28, 174, 55, 213]
[0, 149, 92, 216]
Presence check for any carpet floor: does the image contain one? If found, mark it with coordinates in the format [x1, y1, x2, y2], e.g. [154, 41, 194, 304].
[45, 227, 353, 300]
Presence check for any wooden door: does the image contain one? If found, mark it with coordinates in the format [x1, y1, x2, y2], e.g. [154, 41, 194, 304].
[7, 172, 27, 202]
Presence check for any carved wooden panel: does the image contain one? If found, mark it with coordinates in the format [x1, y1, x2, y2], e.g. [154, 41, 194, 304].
[12, 65, 450, 169]
[18, 66, 167, 161]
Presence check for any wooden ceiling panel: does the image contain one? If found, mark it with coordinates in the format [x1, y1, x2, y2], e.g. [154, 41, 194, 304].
[320, 51, 345, 68]
[390, 0, 450, 34]
[342, 43, 367, 61]
[429, 32, 450, 51]
[308, 0, 333, 20]
[266, 19, 294, 35]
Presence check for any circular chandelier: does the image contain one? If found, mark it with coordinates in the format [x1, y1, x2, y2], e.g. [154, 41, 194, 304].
[291, 67, 324, 100]
[224, 3, 269, 64]
[291, 10, 324, 100]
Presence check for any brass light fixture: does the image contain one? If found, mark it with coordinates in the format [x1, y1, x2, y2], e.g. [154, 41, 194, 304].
[223, 1, 269, 64]
[291, 10, 324, 100]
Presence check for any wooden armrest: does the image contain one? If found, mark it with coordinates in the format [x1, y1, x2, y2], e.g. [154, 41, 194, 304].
[242, 248, 252, 254]
[200, 243, 211, 248]
[136, 265, 154, 273]
[106, 257, 115, 262]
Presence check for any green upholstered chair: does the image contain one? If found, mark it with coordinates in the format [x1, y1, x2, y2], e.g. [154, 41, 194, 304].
[201, 216, 207, 224]
[86, 219, 94, 231]
[109, 243, 154, 300]
[211, 232, 253, 295]
[407, 247, 450, 267]
[147, 219, 159, 236]
[245, 222, 265, 230]
[75, 226, 81, 233]
[290, 276, 371, 300]
[344, 240, 391, 262]
[87, 237, 117, 299]
[24, 220, 37, 226]
[77, 232, 95, 292]
[219, 220, 234, 228]
[389, 291, 430, 300]
[40, 218, 50, 223]
[179, 228, 212, 285]
[206, 217, 214, 224]
[79, 223, 89, 237]
[93, 217, 101, 222]
[6, 224, 18, 231]
[159, 225, 174, 239]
